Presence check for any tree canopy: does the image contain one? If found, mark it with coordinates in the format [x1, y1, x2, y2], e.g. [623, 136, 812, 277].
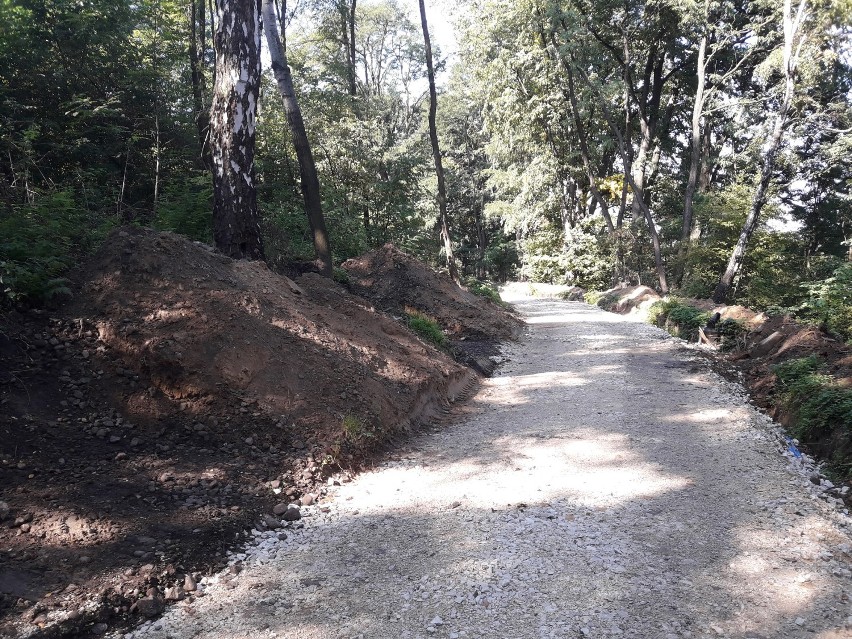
[1, 0, 850, 333]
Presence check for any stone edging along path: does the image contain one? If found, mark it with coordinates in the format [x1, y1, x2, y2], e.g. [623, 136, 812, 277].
[115, 297, 852, 639]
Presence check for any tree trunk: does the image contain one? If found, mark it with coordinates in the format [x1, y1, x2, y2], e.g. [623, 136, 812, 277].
[712, 0, 806, 303]
[565, 64, 614, 233]
[210, 0, 264, 260]
[699, 120, 712, 192]
[348, 1, 357, 98]
[189, 0, 211, 171]
[677, 25, 708, 285]
[419, 0, 459, 283]
[262, 0, 333, 276]
[339, 1, 358, 100]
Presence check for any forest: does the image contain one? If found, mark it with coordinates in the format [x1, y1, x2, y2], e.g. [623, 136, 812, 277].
[2, 2, 852, 633]
[0, 0, 850, 336]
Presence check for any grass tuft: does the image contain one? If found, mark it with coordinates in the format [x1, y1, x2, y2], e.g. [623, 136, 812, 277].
[404, 308, 447, 347]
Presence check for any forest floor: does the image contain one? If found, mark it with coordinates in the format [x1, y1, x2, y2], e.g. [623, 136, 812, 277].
[0, 228, 519, 639]
[102, 295, 852, 639]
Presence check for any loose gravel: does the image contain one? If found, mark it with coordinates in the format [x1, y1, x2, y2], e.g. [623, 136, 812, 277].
[115, 298, 852, 639]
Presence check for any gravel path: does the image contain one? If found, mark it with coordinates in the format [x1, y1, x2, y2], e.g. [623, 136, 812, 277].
[120, 298, 852, 639]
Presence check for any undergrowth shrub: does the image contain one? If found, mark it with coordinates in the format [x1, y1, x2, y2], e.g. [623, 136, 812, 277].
[716, 318, 745, 351]
[794, 263, 852, 342]
[584, 290, 604, 305]
[466, 278, 502, 304]
[404, 308, 447, 347]
[647, 298, 710, 340]
[341, 413, 372, 442]
[332, 267, 350, 285]
[773, 356, 852, 446]
[584, 289, 622, 310]
[0, 190, 110, 305]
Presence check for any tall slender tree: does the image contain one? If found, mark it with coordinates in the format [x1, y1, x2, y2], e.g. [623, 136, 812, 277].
[419, 0, 459, 283]
[713, 0, 808, 303]
[262, 0, 333, 276]
[210, 0, 264, 260]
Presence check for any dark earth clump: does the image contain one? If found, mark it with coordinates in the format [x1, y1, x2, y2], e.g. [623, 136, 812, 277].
[342, 244, 523, 375]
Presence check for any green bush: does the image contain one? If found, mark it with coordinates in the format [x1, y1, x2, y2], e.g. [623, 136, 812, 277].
[584, 290, 605, 305]
[466, 278, 502, 304]
[342, 413, 372, 442]
[0, 189, 110, 305]
[774, 356, 852, 441]
[793, 263, 852, 342]
[405, 309, 447, 347]
[332, 267, 350, 285]
[716, 318, 745, 351]
[155, 174, 212, 242]
[647, 298, 710, 340]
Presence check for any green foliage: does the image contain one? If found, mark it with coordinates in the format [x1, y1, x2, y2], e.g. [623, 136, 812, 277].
[678, 184, 753, 297]
[466, 278, 502, 304]
[405, 309, 447, 347]
[716, 318, 746, 351]
[774, 357, 852, 442]
[0, 190, 109, 304]
[332, 267, 350, 285]
[517, 219, 615, 290]
[155, 175, 212, 242]
[342, 413, 372, 442]
[735, 231, 809, 309]
[647, 298, 711, 341]
[794, 262, 852, 342]
[584, 290, 604, 305]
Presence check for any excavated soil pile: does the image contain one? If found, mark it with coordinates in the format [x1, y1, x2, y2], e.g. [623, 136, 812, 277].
[722, 313, 852, 465]
[593, 285, 662, 317]
[342, 244, 522, 374]
[0, 227, 476, 638]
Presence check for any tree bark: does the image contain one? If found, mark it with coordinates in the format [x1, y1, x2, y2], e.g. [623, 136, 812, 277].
[677, 21, 708, 285]
[210, 0, 264, 260]
[189, 0, 211, 171]
[262, 0, 333, 276]
[699, 121, 713, 192]
[570, 62, 669, 293]
[565, 63, 614, 233]
[419, 0, 459, 283]
[712, 0, 806, 303]
[339, 1, 358, 99]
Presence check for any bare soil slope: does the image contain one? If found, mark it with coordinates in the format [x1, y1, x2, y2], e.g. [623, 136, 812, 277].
[342, 244, 522, 373]
[0, 228, 479, 638]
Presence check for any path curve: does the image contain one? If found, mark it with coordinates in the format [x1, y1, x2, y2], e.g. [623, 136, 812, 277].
[119, 298, 852, 639]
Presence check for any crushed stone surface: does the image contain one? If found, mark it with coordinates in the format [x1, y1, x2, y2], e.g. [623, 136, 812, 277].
[116, 299, 852, 639]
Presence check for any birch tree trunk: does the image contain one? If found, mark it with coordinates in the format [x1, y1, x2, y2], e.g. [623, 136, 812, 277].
[712, 0, 807, 303]
[210, 0, 264, 260]
[419, 0, 459, 283]
[262, 0, 333, 276]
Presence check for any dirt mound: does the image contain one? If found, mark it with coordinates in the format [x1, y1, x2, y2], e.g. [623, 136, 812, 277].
[342, 244, 521, 341]
[342, 244, 522, 374]
[0, 227, 477, 638]
[77, 228, 472, 450]
[595, 285, 662, 317]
